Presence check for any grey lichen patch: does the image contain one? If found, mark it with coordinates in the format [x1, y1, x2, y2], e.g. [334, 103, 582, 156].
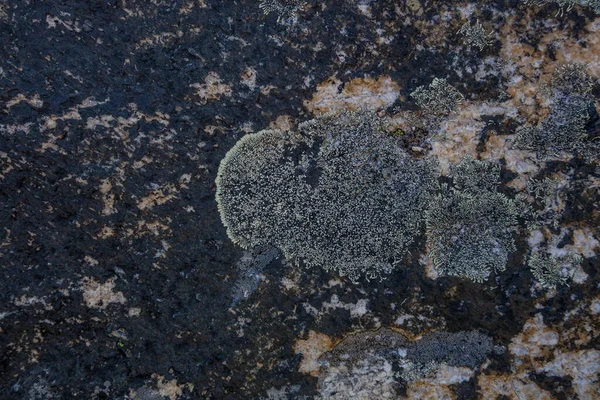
[523, 177, 568, 229]
[529, 252, 581, 289]
[407, 330, 498, 370]
[215, 128, 305, 250]
[259, 0, 305, 22]
[317, 328, 408, 398]
[317, 328, 498, 398]
[425, 157, 521, 282]
[524, 0, 600, 15]
[410, 78, 464, 118]
[514, 63, 598, 160]
[216, 111, 439, 281]
[549, 63, 596, 96]
[452, 156, 501, 192]
[514, 93, 598, 160]
[458, 20, 493, 51]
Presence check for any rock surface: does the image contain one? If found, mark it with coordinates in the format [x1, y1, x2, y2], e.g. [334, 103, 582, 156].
[1, 0, 599, 399]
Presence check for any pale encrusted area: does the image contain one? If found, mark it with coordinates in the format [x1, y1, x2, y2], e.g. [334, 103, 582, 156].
[304, 76, 400, 115]
[259, 0, 305, 23]
[128, 374, 194, 400]
[318, 357, 399, 400]
[458, 19, 493, 50]
[188, 72, 232, 105]
[81, 277, 126, 310]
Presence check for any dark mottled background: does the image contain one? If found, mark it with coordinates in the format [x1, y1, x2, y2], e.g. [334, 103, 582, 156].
[1, 0, 599, 399]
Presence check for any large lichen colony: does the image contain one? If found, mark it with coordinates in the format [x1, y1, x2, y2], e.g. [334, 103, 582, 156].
[216, 112, 438, 281]
[217, 73, 598, 284]
[217, 50, 598, 288]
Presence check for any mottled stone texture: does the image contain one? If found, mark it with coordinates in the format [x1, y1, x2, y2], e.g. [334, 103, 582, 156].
[1, 0, 599, 399]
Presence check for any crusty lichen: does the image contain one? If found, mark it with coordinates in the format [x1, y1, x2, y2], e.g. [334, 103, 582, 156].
[524, 0, 600, 15]
[458, 20, 493, 51]
[425, 157, 521, 282]
[514, 62, 598, 161]
[523, 177, 568, 229]
[259, 0, 305, 22]
[549, 63, 596, 96]
[410, 78, 464, 118]
[215, 128, 308, 250]
[529, 252, 581, 289]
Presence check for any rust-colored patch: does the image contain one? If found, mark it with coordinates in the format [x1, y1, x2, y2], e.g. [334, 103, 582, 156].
[81, 277, 126, 310]
[294, 330, 335, 376]
[304, 75, 400, 115]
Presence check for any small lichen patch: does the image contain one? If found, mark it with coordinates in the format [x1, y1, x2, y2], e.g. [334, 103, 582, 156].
[410, 78, 464, 119]
[321, 295, 369, 318]
[5, 93, 44, 110]
[458, 19, 493, 50]
[425, 157, 520, 282]
[259, 0, 305, 22]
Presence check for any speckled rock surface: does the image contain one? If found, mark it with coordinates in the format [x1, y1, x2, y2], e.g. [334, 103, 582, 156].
[1, 1, 599, 399]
